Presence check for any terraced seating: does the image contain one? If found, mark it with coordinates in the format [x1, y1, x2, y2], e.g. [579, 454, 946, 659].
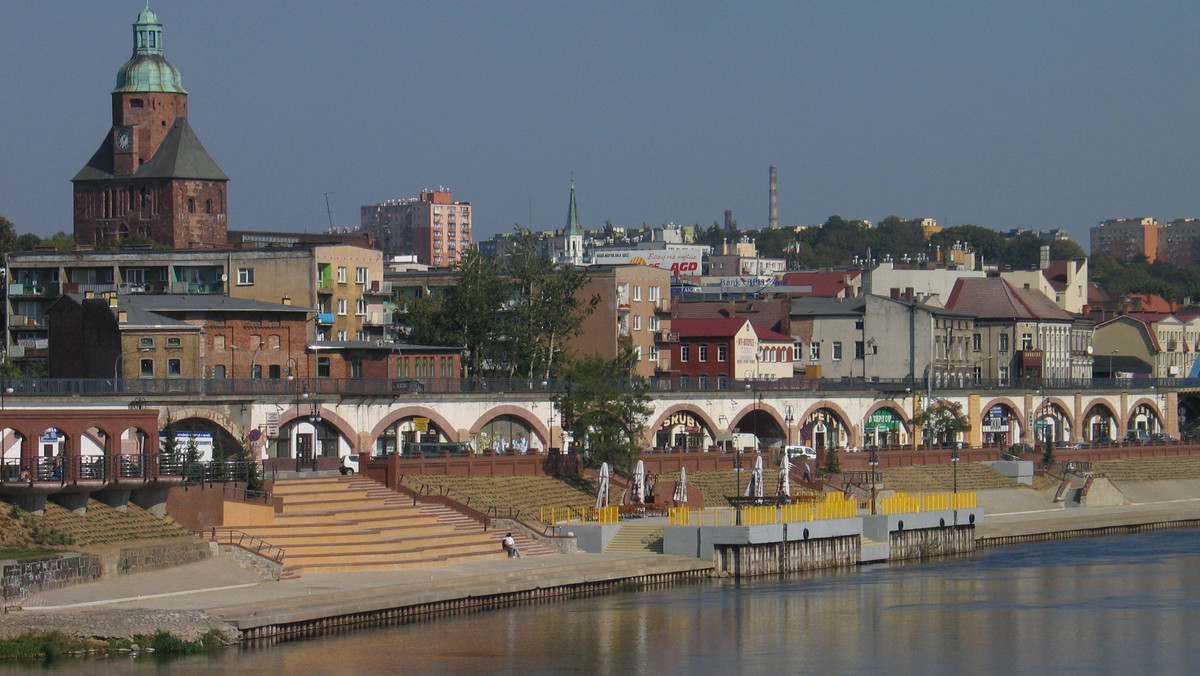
[1092, 456, 1200, 482]
[33, 499, 192, 546]
[655, 469, 813, 506]
[405, 474, 620, 513]
[879, 464, 1019, 493]
[228, 477, 552, 576]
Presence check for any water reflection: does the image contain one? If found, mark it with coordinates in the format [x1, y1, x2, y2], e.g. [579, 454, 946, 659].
[7, 530, 1200, 675]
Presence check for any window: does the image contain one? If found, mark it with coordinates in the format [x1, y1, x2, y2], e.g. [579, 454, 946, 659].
[973, 333, 981, 352]
[356, 331, 368, 341]
[698, 375, 709, 389]
[138, 337, 154, 349]
[212, 365, 226, 379]
[999, 334, 1010, 352]
[679, 374, 689, 389]
[998, 366, 1010, 384]
[166, 337, 181, 349]
[356, 299, 367, 316]
[718, 344, 727, 362]
[717, 375, 727, 389]
[1022, 333, 1033, 350]
[337, 299, 348, 315]
[649, 286, 660, 302]
[793, 343, 802, 361]
[649, 345, 660, 362]
[166, 359, 181, 377]
[633, 315, 641, 331]
[810, 342, 820, 360]
[681, 345, 690, 362]
[855, 341, 865, 360]
[139, 358, 154, 377]
[317, 357, 331, 378]
[251, 364, 262, 379]
[633, 346, 642, 361]
[269, 365, 281, 379]
[356, 267, 369, 284]
[237, 268, 254, 285]
[337, 330, 347, 341]
[187, 198, 195, 214]
[833, 342, 843, 361]
[699, 344, 709, 362]
[350, 358, 363, 379]
[633, 286, 641, 302]
[337, 267, 348, 283]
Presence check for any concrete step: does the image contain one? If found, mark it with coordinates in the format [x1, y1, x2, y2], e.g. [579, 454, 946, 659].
[604, 525, 665, 554]
[282, 550, 505, 576]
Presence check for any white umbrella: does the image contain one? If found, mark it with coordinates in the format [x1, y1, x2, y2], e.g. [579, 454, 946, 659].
[778, 453, 791, 497]
[673, 466, 688, 503]
[632, 459, 645, 504]
[749, 455, 765, 498]
[596, 462, 610, 509]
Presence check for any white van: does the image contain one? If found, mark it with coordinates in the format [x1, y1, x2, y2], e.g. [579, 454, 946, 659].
[784, 445, 816, 461]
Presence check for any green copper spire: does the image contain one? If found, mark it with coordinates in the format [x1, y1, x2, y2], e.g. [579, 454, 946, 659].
[565, 182, 582, 236]
[113, 3, 186, 94]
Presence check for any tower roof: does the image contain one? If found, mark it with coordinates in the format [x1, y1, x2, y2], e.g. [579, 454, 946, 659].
[113, 3, 186, 94]
[73, 118, 227, 183]
[565, 182, 582, 236]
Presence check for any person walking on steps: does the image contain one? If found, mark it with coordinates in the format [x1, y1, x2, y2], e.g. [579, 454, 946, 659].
[502, 532, 523, 558]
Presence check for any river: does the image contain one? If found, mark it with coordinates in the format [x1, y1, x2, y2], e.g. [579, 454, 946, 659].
[8, 529, 1200, 675]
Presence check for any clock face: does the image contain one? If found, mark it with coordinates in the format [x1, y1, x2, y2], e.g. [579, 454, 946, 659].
[117, 128, 132, 150]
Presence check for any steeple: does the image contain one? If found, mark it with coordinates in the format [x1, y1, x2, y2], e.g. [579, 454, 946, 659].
[565, 181, 582, 236]
[114, 2, 186, 94]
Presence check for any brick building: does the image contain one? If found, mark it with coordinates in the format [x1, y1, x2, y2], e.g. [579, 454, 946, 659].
[72, 6, 228, 249]
[1089, 218, 1160, 263]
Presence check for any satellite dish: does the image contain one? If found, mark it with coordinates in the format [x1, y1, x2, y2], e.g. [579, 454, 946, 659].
[1086, 345, 1094, 355]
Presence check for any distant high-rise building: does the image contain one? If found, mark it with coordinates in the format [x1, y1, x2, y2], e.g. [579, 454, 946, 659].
[360, 190, 473, 268]
[72, 6, 228, 249]
[1090, 218, 1160, 263]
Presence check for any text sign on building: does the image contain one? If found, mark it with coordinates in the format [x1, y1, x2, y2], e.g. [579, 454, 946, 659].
[590, 248, 703, 275]
[266, 412, 279, 438]
[159, 431, 215, 461]
[414, 417, 430, 432]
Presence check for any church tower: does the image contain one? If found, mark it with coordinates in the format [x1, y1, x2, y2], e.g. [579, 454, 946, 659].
[72, 4, 228, 249]
[562, 182, 584, 266]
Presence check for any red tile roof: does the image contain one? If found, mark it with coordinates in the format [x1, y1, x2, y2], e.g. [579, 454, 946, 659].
[672, 317, 749, 338]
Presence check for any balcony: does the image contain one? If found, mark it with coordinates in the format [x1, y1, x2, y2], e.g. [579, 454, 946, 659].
[364, 280, 393, 295]
[655, 357, 672, 372]
[655, 297, 673, 313]
[8, 283, 54, 297]
[657, 330, 679, 343]
[318, 313, 335, 325]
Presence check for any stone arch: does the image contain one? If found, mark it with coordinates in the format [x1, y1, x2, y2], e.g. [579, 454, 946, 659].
[796, 401, 855, 450]
[649, 403, 720, 450]
[979, 397, 1023, 447]
[1126, 397, 1164, 436]
[371, 406, 458, 442]
[159, 407, 246, 445]
[471, 406, 550, 452]
[731, 403, 786, 453]
[1031, 397, 1073, 445]
[287, 405, 359, 455]
[1080, 400, 1119, 442]
[862, 400, 911, 448]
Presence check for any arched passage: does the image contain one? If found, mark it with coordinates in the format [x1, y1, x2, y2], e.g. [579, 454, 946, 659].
[651, 405, 720, 451]
[797, 402, 854, 451]
[980, 399, 1022, 448]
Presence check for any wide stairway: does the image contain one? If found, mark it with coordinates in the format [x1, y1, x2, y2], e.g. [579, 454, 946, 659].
[225, 477, 552, 576]
[604, 524, 665, 554]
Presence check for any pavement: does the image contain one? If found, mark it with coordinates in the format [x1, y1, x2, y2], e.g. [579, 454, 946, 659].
[17, 478, 1200, 633]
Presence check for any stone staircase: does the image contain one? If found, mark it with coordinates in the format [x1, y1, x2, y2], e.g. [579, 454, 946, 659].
[604, 524, 664, 554]
[225, 477, 552, 577]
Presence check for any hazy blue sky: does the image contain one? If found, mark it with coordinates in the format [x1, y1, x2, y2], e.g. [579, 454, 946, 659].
[3, 1, 1200, 246]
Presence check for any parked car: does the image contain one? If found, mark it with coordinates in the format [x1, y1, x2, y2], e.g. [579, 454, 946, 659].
[1150, 432, 1177, 443]
[1125, 430, 1151, 444]
[340, 455, 359, 475]
[784, 445, 817, 461]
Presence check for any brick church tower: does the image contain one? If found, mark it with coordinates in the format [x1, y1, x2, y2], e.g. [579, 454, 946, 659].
[72, 5, 228, 249]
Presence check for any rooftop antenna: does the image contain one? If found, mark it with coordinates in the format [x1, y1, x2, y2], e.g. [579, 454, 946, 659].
[324, 192, 336, 230]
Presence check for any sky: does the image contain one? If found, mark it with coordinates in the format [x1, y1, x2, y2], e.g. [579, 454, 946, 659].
[3, 1, 1200, 246]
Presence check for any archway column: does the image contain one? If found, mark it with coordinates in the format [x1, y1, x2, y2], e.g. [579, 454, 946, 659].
[1165, 391, 1179, 436]
[1073, 392, 1084, 444]
[967, 393, 982, 448]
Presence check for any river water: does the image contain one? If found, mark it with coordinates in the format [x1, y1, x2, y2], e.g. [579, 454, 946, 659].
[9, 529, 1200, 675]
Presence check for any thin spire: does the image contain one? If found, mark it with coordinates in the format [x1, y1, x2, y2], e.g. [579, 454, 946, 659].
[565, 181, 581, 236]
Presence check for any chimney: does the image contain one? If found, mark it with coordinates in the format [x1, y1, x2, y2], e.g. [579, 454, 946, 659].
[725, 210, 733, 230]
[768, 165, 778, 229]
[890, 288, 901, 300]
[1039, 245, 1050, 270]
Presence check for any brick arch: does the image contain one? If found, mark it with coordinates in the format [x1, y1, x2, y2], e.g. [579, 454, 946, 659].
[160, 406, 246, 444]
[796, 400, 856, 449]
[470, 405, 550, 446]
[1081, 399, 1118, 422]
[647, 403, 720, 448]
[1125, 397, 1164, 432]
[862, 400, 911, 434]
[280, 405, 359, 454]
[731, 403, 785, 436]
[370, 406, 459, 444]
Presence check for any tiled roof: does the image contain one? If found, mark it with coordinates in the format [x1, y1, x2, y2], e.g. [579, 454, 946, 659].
[753, 325, 793, 342]
[788, 297, 865, 317]
[672, 317, 749, 338]
[780, 270, 860, 297]
[947, 277, 1073, 320]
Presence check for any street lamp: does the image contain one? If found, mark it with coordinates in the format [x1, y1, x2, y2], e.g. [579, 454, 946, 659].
[868, 446, 880, 515]
[1108, 349, 1118, 380]
[950, 446, 959, 494]
[232, 343, 280, 379]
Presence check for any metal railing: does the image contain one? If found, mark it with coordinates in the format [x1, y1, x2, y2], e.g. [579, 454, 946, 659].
[0, 374, 1191, 399]
[196, 528, 284, 563]
[0, 454, 263, 486]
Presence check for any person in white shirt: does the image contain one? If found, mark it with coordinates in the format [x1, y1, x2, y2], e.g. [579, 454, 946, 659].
[502, 533, 523, 558]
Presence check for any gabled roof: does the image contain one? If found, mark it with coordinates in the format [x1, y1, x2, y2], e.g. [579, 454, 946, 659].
[73, 118, 228, 182]
[780, 270, 860, 297]
[672, 317, 749, 338]
[1088, 282, 1115, 304]
[673, 299, 786, 333]
[946, 277, 1073, 321]
[753, 324, 793, 343]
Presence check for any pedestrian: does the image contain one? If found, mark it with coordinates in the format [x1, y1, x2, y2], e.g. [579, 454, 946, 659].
[502, 532, 523, 559]
[50, 455, 63, 481]
[803, 462, 812, 483]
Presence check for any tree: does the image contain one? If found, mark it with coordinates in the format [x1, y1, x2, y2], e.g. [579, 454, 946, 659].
[909, 399, 971, 446]
[436, 250, 509, 380]
[0, 215, 17, 256]
[553, 346, 652, 470]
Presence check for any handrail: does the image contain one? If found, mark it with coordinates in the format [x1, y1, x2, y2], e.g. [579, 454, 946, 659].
[399, 474, 558, 536]
[194, 528, 285, 563]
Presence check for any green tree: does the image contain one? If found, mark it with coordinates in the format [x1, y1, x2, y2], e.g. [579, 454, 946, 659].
[909, 399, 971, 446]
[554, 347, 652, 470]
[435, 250, 509, 380]
[0, 215, 17, 255]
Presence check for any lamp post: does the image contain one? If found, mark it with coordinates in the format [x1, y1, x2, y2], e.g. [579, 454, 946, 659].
[1109, 349, 1118, 380]
[232, 343, 280, 379]
[950, 446, 959, 494]
[868, 446, 879, 515]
